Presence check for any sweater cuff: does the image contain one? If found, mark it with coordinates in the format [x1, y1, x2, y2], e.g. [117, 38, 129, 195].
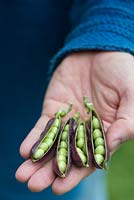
[50, 7, 134, 74]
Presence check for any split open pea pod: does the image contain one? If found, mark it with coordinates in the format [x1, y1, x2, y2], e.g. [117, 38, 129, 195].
[30, 104, 72, 163]
[71, 120, 90, 168]
[54, 112, 79, 177]
[83, 97, 109, 169]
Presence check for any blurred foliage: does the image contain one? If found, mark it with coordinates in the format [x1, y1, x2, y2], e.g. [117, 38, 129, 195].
[107, 140, 134, 200]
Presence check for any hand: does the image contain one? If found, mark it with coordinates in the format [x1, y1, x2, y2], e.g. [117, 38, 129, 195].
[15, 51, 134, 194]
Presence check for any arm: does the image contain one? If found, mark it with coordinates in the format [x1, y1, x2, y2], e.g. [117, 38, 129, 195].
[50, 0, 134, 72]
[16, 0, 134, 194]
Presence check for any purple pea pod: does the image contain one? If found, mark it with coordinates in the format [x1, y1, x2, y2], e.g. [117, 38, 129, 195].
[30, 104, 72, 163]
[54, 112, 79, 177]
[83, 97, 109, 169]
[71, 120, 90, 167]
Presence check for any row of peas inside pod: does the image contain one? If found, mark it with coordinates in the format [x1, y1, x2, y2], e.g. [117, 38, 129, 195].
[30, 97, 109, 178]
[83, 97, 109, 169]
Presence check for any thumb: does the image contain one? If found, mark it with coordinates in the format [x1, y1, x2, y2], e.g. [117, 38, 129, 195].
[107, 118, 134, 152]
[107, 91, 134, 152]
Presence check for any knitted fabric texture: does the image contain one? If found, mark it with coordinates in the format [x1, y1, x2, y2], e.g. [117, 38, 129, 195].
[50, 0, 134, 73]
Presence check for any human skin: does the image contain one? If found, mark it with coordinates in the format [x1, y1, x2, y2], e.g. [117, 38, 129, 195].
[15, 51, 134, 194]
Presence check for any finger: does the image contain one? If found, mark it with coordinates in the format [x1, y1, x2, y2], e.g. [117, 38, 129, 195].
[52, 165, 95, 195]
[15, 159, 45, 183]
[107, 118, 134, 152]
[20, 115, 50, 159]
[107, 91, 134, 152]
[28, 160, 56, 192]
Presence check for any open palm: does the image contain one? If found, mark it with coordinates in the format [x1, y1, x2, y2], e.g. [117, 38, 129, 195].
[16, 51, 134, 194]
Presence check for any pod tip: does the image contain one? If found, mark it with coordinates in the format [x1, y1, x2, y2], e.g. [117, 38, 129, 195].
[61, 174, 66, 178]
[83, 97, 93, 110]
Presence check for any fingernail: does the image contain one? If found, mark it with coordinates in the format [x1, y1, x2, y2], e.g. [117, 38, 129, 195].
[111, 139, 121, 150]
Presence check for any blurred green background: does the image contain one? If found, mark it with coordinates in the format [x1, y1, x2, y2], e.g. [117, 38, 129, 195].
[107, 140, 134, 200]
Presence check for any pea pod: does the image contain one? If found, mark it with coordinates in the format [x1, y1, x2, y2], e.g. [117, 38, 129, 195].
[71, 120, 90, 167]
[83, 97, 109, 169]
[30, 104, 72, 162]
[54, 112, 79, 177]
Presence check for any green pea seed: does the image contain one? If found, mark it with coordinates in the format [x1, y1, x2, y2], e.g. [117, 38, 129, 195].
[53, 118, 60, 127]
[92, 117, 100, 129]
[60, 111, 66, 117]
[95, 154, 104, 165]
[39, 142, 49, 152]
[60, 141, 68, 149]
[58, 160, 67, 173]
[95, 145, 105, 155]
[47, 131, 55, 139]
[77, 138, 85, 148]
[95, 137, 104, 147]
[61, 131, 68, 141]
[52, 127, 58, 134]
[33, 148, 44, 159]
[43, 138, 53, 146]
[82, 145, 86, 154]
[64, 124, 69, 131]
[76, 147, 85, 156]
[93, 129, 102, 140]
[77, 130, 85, 139]
[78, 152, 87, 164]
[76, 147, 83, 154]
[58, 148, 67, 156]
[78, 125, 84, 132]
[58, 154, 67, 163]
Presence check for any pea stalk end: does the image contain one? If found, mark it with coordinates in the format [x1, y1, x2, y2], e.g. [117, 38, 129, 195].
[73, 112, 80, 122]
[55, 103, 73, 118]
[83, 96, 93, 111]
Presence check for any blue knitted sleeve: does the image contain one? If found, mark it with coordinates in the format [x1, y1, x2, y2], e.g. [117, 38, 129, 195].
[50, 0, 134, 73]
